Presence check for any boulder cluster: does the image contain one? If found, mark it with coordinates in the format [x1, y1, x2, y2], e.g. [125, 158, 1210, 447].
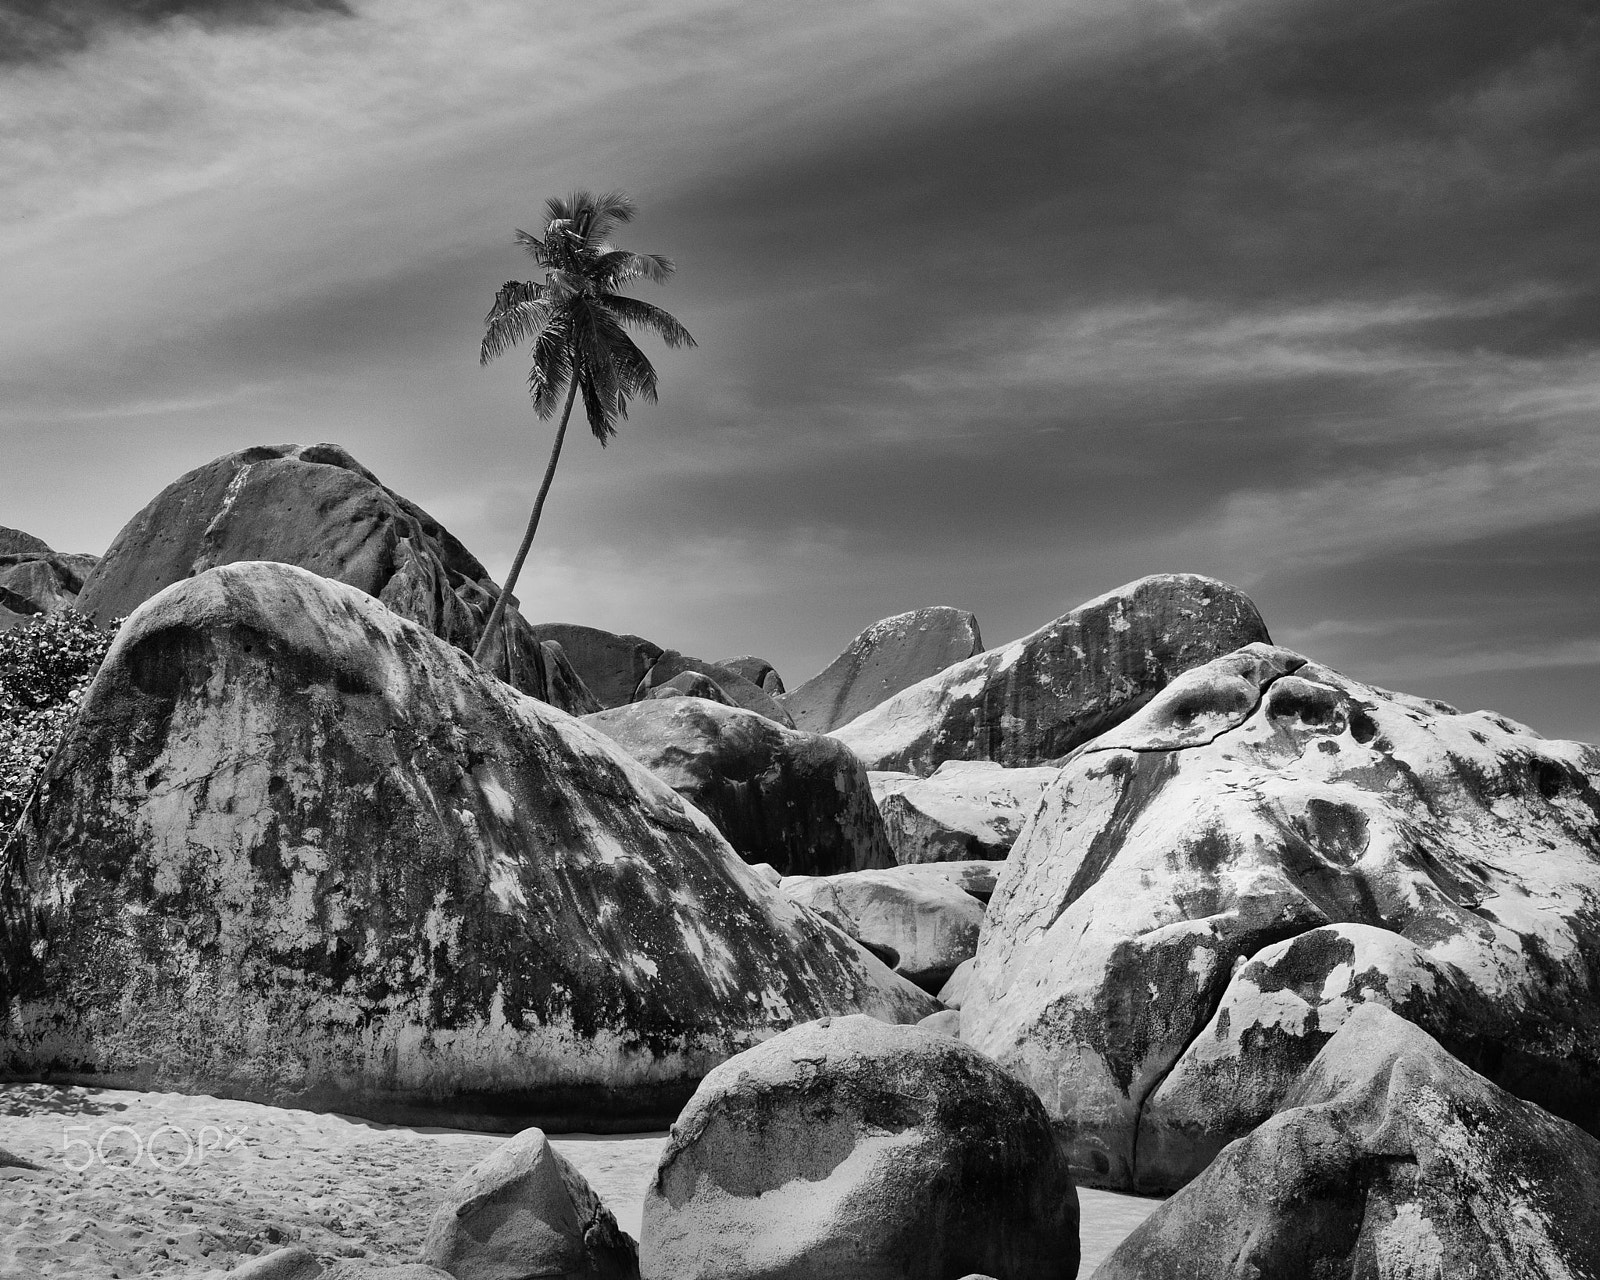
[4, 441, 1600, 1279]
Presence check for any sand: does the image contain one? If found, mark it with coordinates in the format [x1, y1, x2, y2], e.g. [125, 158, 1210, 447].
[0, 1083, 1158, 1277]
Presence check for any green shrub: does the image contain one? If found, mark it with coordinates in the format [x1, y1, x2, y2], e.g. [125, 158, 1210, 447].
[0, 610, 116, 833]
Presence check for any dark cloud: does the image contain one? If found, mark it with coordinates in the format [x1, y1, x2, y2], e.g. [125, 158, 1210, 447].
[0, 0, 351, 63]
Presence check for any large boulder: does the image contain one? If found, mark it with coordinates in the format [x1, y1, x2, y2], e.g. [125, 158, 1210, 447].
[1095, 1006, 1600, 1280]
[634, 650, 794, 728]
[640, 1014, 1078, 1280]
[524, 624, 665, 711]
[780, 866, 986, 992]
[420, 1126, 639, 1280]
[0, 527, 98, 628]
[582, 698, 894, 877]
[830, 575, 1271, 774]
[0, 563, 936, 1128]
[781, 606, 984, 734]
[962, 643, 1600, 1191]
[870, 761, 1059, 863]
[72, 443, 598, 713]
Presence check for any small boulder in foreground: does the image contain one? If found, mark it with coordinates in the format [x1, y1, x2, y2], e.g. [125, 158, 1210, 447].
[420, 1126, 639, 1280]
[641, 1014, 1078, 1280]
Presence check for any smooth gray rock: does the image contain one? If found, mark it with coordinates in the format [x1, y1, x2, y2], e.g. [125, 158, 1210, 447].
[831, 575, 1270, 774]
[224, 1248, 325, 1280]
[963, 642, 1600, 1191]
[584, 697, 895, 877]
[641, 1015, 1078, 1280]
[0, 563, 936, 1128]
[1094, 1007, 1600, 1280]
[635, 650, 794, 727]
[524, 623, 664, 711]
[717, 655, 785, 697]
[782, 606, 984, 734]
[645, 669, 736, 706]
[420, 1126, 639, 1280]
[937, 958, 976, 1011]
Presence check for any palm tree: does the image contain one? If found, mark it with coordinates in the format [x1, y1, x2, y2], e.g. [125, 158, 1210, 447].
[472, 190, 695, 669]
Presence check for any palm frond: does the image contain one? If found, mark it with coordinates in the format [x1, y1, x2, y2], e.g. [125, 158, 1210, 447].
[600, 293, 696, 349]
[593, 249, 675, 289]
[480, 281, 551, 365]
[527, 314, 575, 418]
[514, 229, 545, 261]
[588, 308, 659, 405]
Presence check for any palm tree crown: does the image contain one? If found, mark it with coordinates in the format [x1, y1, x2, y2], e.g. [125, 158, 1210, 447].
[480, 189, 695, 442]
[472, 190, 694, 670]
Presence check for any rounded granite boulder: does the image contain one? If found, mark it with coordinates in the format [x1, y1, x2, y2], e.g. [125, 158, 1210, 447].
[641, 1014, 1078, 1280]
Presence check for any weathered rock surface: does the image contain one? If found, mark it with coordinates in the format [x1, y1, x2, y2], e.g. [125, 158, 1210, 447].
[963, 642, 1600, 1191]
[780, 866, 986, 992]
[582, 698, 894, 877]
[716, 656, 785, 697]
[782, 606, 985, 734]
[640, 1014, 1078, 1280]
[831, 575, 1271, 774]
[873, 859, 1000, 903]
[72, 443, 598, 713]
[0, 527, 98, 628]
[0, 562, 936, 1128]
[420, 1126, 639, 1280]
[524, 624, 665, 711]
[870, 761, 1058, 863]
[635, 650, 794, 727]
[1095, 1006, 1600, 1280]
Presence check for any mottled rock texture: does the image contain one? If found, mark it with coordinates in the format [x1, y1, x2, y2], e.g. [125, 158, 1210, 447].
[780, 867, 986, 992]
[963, 642, 1600, 1192]
[831, 575, 1270, 775]
[420, 1126, 639, 1280]
[72, 443, 598, 713]
[1095, 1006, 1600, 1280]
[584, 698, 895, 878]
[782, 606, 984, 734]
[0, 527, 98, 630]
[0, 563, 935, 1128]
[870, 761, 1058, 864]
[641, 1014, 1078, 1280]
[634, 650, 794, 728]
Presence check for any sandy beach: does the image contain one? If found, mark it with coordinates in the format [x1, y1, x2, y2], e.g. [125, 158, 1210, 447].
[0, 1082, 1157, 1278]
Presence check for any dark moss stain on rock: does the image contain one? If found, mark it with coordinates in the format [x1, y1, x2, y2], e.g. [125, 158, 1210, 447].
[1065, 751, 1178, 908]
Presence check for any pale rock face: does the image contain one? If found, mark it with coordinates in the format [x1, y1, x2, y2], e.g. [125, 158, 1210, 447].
[72, 443, 598, 713]
[962, 642, 1600, 1192]
[0, 563, 936, 1128]
[830, 575, 1271, 775]
[583, 697, 895, 877]
[780, 867, 986, 992]
[420, 1126, 639, 1280]
[870, 761, 1059, 863]
[1095, 1007, 1600, 1280]
[780, 606, 985, 734]
[640, 1014, 1079, 1280]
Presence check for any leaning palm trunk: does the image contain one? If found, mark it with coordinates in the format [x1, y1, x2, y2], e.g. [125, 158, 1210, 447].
[472, 375, 580, 667]
[473, 189, 694, 679]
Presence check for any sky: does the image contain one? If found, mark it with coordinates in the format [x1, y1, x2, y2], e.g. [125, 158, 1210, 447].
[2, 0, 1598, 739]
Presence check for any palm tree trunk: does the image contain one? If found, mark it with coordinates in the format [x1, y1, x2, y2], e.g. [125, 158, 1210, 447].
[472, 374, 581, 670]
